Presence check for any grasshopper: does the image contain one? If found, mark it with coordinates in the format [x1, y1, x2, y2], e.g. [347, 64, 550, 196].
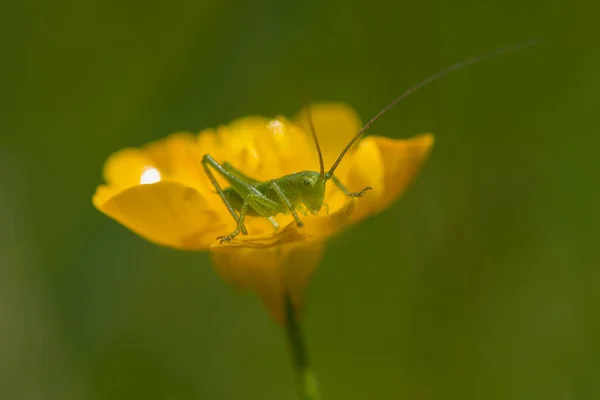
[202, 40, 538, 243]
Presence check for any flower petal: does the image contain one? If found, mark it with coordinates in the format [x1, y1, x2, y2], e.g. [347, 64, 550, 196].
[101, 132, 209, 195]
[93, 181, 226, 250]
[344, 133, 435, 223]
[144, 132, 209, 193]
[294, 103, 363, 172]
[214, 116, 316, 180]
[210, 240, 325, 324]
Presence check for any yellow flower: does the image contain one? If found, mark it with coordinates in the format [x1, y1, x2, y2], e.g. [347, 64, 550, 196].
[92, 103, 434, 323]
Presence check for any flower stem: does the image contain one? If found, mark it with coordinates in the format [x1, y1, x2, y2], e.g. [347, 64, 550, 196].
[284, 294, 321, 400]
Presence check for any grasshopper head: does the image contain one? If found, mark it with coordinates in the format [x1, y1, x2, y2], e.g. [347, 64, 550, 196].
[297, 171, 326, 213]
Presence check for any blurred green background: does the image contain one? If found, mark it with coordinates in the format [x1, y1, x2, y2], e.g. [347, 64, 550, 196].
[2, 0, 599, 399]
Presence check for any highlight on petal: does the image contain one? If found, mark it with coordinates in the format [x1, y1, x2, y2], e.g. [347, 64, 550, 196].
[144, 132, 210, 194]
[343, 133, 435, 223]
[140, 167, 162, 185]
[93, 181, 226, 250]
[211, 239, 325, 323]
[101, 132, 207, 193]
[102, 147, 158, 188]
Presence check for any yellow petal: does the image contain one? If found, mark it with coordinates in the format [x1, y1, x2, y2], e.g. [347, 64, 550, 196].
[92, 181, 226, 250]
[101, 132, 208, 195]
[294, 103, 363, 172]
[345, 133, 435, 223]
[215, 116, 316, 181]
[144, 132, 199, 169]
[144, 132, 209, 193]
[211, 240, 325, 324]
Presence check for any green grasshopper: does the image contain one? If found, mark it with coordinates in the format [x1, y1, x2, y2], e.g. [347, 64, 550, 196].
[202, 40, 538, 243]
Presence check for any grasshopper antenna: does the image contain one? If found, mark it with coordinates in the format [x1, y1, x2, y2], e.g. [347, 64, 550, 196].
[304, 103, 325, 178]
[324, 39, 540, 180]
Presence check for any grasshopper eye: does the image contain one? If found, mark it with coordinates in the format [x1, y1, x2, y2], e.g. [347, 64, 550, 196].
[302, 179, 311, 186]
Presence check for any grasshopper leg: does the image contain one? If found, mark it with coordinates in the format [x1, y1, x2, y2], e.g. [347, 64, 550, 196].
[268, 217, 280, 230]
[218, 193, 276, 243]
[202, 155, 248, 235]
[223, 162, 261, 185]
[270, 181, 304, 228]
[331, 175, 372, 197]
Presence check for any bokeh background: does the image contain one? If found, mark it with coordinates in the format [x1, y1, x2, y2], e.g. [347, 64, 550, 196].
[2, 0, 599, 399]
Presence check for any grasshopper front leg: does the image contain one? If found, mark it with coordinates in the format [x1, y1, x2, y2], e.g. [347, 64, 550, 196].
[270, 181, 304, 228]
[331, 175, 372, 197]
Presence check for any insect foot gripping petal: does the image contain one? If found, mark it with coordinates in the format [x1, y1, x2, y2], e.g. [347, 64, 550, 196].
[217, 195, 254, 244]
[348, 186, 372, 197]
[217, 226, 244, 244]
[331, 175, 372, 198]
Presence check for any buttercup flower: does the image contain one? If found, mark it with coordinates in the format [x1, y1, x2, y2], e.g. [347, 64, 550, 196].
[93, 103, 434, 323]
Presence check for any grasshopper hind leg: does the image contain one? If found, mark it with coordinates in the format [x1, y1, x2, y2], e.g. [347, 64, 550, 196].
[202, 155, 248, 235]
[218, 193, 277, 243]
[268, 217, 280, 230]
[217, 197, 251, 243]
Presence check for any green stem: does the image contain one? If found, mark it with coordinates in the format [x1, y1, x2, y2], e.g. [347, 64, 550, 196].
[284, 294, 321, 400]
